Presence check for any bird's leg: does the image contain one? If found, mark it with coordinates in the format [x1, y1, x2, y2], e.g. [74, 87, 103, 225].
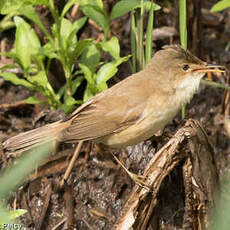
[96, 144, 150, 190]
[111, 152, 151, 191]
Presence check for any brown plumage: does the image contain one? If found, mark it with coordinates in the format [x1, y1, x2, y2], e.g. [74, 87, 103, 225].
[3, 45, 224, 153]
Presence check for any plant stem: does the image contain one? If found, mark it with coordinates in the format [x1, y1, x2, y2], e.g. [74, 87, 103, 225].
[145, 0, 154, 64]
[136, 0, 144, 71]
[179, 0, 187, 50]
[49, 0, 72, 96]
[131, 11, 137, 74]
[201, 79, 230, 91]
[179, 0, 187, 119]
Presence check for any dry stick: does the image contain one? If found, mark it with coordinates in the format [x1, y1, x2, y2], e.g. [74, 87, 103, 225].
[115, 119, 218, 229]
[0, 38, 7, 60]
[64, 184, 74, 229]
[115, 133, 185, 229]
[115, 119, 197, 229]
[82, 218, 95, 230]
[59, 141, 83, 188]
[21, 193, 33, 226]
[140, 197, 157, 230]
[0, 100, 28, 109]
[36, 183, 52, 230]
[51, 217, 67, 230]
[71, 3, 80, 19]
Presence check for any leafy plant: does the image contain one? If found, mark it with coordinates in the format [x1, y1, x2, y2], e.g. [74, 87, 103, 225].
[76, 0, 160, 75]
[75, 0, 161, 101]
[79, 40, 130, 102]
[0, 0, 131, 113]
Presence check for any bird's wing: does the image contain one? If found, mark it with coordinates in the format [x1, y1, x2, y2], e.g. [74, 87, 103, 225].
[60, 72, 158, 142]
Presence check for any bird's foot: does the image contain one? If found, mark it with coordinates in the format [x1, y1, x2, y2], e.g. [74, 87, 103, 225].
[126, 171, 150, 190]
[112, 153, 150, 190]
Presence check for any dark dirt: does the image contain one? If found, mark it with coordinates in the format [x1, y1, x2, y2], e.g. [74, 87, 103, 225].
[0, 1, 230, 229]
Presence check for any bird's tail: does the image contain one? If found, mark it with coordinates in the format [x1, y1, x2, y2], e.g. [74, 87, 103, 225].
[3, 121, 68, 155]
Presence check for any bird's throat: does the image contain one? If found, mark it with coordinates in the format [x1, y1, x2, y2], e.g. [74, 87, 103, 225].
[174, 74, 203, 106]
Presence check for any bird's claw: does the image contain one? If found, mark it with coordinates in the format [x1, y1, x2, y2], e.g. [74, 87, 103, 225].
[127, 171, 151, 191]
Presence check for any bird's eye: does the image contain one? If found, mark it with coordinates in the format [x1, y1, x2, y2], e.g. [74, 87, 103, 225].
[182, 64, 190, 71]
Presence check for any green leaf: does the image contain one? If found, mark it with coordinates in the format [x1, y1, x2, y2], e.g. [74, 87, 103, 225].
[110, 0, 161, 20]
[72, 39, 93, 60]
[65, 95, 77, 106]
[60, 18, 74, 50]
[0, 1, 49, 37]
[69, 16, 87, 38]
[1, 0, 26, 14]
[0, 15, 15, 33]
[0, 63, 18, 71]
[61, 0, 80, 17]
[110, 0, 140, 20]
[22, 6, 49, 37]
[144, 1, 161, 11]
[80, 5, 109, 34]
[80, 43, 101, 72]
[72, 76, 84, 94]
[0, 51, 18, 60]
[62, 0, 104, 16]
[116, 55, 131, 66]
[70, 17, 87, 35]
[41, 42, 59, 59]
[66, 17, 87, 56]
[26, 0, 49, 6]
[101, 36, 120, 59]
[92, 0, 103, 9]
[14, 16, 41, 70]
[25, 96, 42, 104]
[58, 85, 66, 99]
[8, 209, 27, 220]
[83, 84, 94, 102]
[97, 81, 108, 91]
[0, 208, 27, 223]
[96, 62, 118, 85]
[0, 72, 34, 89]
[27, 71, 49, 88]
[78, 0, 103, 9]
[26, 71, 60, 109]
[211, 0, 230, 12]
[79, 63, 93, 84]
[60, 17, 87, 49]
[0, 141, 53, 200]
[96, 55, 130, 85]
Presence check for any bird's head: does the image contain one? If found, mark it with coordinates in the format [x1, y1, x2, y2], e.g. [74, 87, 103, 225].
[147, 45, 225, 91]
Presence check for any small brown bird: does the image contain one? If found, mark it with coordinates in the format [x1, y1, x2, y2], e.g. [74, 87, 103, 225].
[3, 45, 224, 153]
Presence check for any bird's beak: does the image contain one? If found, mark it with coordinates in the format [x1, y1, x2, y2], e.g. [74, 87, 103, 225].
[193, 64, 226, 73]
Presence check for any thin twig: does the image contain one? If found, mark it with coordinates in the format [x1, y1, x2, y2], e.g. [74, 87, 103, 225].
[59, 141, 83, 188]
[51, 217, 67, 230]
[201, 79, 230, 91]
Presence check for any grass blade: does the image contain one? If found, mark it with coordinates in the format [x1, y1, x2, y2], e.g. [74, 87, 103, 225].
[145, 1, 154, 64]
